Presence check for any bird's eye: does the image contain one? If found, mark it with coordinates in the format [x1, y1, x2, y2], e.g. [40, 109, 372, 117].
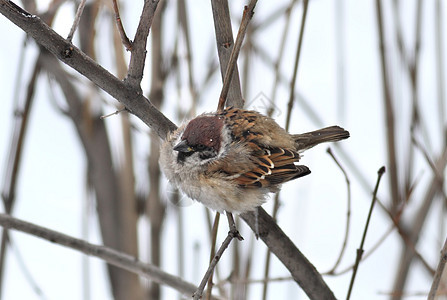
[195, 144, 206, 151]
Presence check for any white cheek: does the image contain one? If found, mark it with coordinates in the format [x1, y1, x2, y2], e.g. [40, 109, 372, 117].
[217, 125, 232, 158]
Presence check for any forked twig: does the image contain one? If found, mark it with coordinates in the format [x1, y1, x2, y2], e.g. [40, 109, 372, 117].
[126, 0, 160, 88]
[323, 224, 395, 276]
[217, 0, 258, 112]
[326, 147, 351, 274]
[66, 0, 87, 42]
[346, 166, 386, 300]
[112, 0, 132, 51]
[192, 212, 242, 300]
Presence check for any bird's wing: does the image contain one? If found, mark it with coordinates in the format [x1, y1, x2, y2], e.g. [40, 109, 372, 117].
[234, 143, 310, 188]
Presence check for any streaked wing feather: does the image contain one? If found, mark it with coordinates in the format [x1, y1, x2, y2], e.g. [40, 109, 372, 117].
[235, 144, 310, 188]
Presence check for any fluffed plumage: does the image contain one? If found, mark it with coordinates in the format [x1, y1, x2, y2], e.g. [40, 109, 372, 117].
[160, 107, 349, 213]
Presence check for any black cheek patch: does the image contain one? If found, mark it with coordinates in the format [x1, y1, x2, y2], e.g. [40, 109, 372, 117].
[177, 151, 194, 164]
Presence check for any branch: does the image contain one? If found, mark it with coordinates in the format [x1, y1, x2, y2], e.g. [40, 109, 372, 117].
[0, 2, 337, 299]
[66, 0, 86, 42]
[210, 1, 335, 298]
[428, 237, 447, 300]
[285, 0, 309, 130]
[346, 166, 385, 300]
[375, 0, 399, 210]
[325, 147, 352, 274]
[0, 0, 176, 139]
[126, 0, 160, 88]
[240, 208, 336, 300]
[211, 0, 244, 107]
[217, 0, 257, 111]
[112, 0, 132, 51]
[0, 214, 217, 298]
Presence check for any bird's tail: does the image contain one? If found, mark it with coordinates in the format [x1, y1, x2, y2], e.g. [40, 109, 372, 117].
[292, 126, 350, 152]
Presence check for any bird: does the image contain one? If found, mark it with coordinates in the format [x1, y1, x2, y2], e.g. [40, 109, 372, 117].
[160, 106, 349, 214]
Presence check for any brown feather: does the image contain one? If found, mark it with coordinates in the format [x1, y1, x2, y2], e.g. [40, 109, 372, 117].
[293, 126, 350, 151]
[235, 146, 310, 188]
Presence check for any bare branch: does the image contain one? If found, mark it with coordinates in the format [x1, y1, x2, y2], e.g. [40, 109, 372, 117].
[435, 0, 446, 145]
[346, 166, 385, 300]
[241, 208, 336, 300]
[211, 0, 244, 108]
[178, 0, 198, 115]
[0, 52, 41, 299]
[375, 0, 400, 211]
[206, 213, 220, 300]
[285, 0, 309, 131]
[1, 3, 338, 299]
[193, 212, 242, 300]
[112, 0, 132, 51]
[217, 0, 257, 111]
[126, 0, 160, 88]
[0, 0, 177, 139]
[66, 0, 86, 42]
[324, 224, 395, 276]
[0, 214, 217, 298]
[325, 147, 352, 274]
[428, 237, 447, 300]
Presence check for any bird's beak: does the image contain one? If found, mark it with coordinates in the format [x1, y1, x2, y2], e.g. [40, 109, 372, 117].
[173, 140, 193, 153]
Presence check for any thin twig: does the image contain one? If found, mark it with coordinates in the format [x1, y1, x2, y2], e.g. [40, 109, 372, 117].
[252, 3, 292, 31]
[193, 218, 241, 300]
[325, 147, 351, 274]
[206, 213, 220, 300]
[203, 209, 226, 298]
[261, 199, 276, 300]
[99, 107, 127, 119]
[126, 0, 160, 89]
[375, 0, 399, 211]
[428, 236, 447, 300]
[346, 166, 386, 300]
[147, 5, 166, 297]
[210, 0, 244, 108]
[412, 135, 447, 201]
[9, 235, 46, 298]
[284, 0, 309, 130]
[217, 275, 294, 287]
[112, 0, 132, 51]
[403, 0, 425, 217]
[323, 224, 395, 276]
[267, 2, 295, 117]
[0, 57, 42, 296]
[435, 0, 446, 146]
[217, 0, 258, 111]
[66, 0, 86, 42]
[178, 0, 197, 115]
[391, 140, 447, 298]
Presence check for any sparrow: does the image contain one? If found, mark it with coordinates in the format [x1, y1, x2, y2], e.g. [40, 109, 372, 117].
[160, 106, 349, 214]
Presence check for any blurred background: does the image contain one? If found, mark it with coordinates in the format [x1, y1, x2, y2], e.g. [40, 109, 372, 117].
[0, 0, 446, 299]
